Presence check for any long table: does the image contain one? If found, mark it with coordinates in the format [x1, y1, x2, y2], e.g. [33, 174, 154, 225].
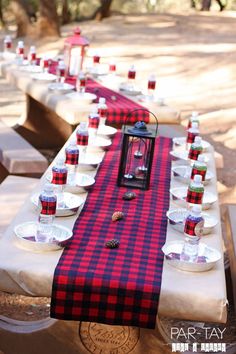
[0, 124, 227, 325]
[0, 59, 180, 149]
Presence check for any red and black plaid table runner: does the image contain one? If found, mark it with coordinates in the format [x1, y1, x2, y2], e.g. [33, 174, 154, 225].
[50, 133, 172, 329]
[49, 62, 149, 125]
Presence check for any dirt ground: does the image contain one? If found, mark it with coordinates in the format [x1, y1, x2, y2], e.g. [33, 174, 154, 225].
[0, 10, 236, 353]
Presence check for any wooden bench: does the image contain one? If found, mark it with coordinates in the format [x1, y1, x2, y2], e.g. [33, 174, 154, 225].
[0, 175, 38, 235]
[0, 121, 48, 180]
[224, 204, 236, 314]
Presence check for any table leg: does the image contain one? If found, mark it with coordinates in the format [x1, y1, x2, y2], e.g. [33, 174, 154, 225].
[14, 95, 76, 149]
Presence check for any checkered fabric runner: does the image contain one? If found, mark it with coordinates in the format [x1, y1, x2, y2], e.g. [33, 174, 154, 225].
[50, 133, 172, 329]
[49, 62, 150, 125]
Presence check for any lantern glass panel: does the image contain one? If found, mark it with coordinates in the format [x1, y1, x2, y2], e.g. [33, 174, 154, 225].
[117, 125, 156, 190]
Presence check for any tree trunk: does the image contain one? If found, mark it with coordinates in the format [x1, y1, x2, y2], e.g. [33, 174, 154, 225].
[38, 0, 60, 37]
[62, 0, 71, 24]
[201, 0, 211, 10]
[95, 0, 113, 21]
[0, 0, 5, 27]
[11, 0, 32, 37]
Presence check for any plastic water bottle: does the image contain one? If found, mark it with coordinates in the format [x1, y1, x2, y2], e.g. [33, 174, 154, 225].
[186, 122, 199, 146]
[40, 55, 49, 73]
[57, 60, 66, 83]
[16, 41, 24, 64]
[186, 174, 204, 206]
[188, 111, 199, 129]
[36, 183, 57, 242]
[191, 154, 207, 182]
[51, 157, 68, 208]
[3, 35, 12, 53]
[65, 139, 79, 185]
[76, 71, 86, 93]
[76, 122, 89, 160]
[28, 46, 36, 65]
[188, 136, 203, 161]
[88, 107, 100, 139]
[98, 97, 108, 126]
[147, 74, 156, 100]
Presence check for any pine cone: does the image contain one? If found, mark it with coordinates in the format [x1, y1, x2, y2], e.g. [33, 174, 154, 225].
[112, 211, 124, 222]
[105, 239, 120, 249]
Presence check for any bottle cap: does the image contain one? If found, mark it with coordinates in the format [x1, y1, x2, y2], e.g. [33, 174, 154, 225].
[192, 111, 198, 118]
[193, 174, 202, 183]
[191, 204, 202, 214]
[18, 41, 24, 48]
[78, 71, 85, 78]
[194, 136, 202, 144]
[30, 46, 36, 53]
[197, 154, 205, 162]
[43, 183, 54, 193]
[129, 64, 135, 71]
[99, 97, 106, 104]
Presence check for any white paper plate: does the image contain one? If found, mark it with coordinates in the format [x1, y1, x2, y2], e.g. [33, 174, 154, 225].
[19, 65, 43, 73]
[88, 64, 109, 76]
[97, 125, 117, 137]
[46, 172, 95, 193]
[173, 137, 211, 151]
[88, 136, 112, 150]
[31, 73, 57, 82]
[166, 208, 218, 235]
[14, 222, 73, 252]
[31, 192, 84, 216]
[119, 82, 142, 96]
[78, 154, 103, 169]
[66, 91, 97, 104]
[162, 240, 221, 272]
[48, 82, 75, 94]
[170, 187, 217, 210]
[170, 150, 209, 163]
[172, 165, 214, 184]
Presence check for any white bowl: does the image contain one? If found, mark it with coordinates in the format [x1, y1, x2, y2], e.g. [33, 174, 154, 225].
[31, 192, 84, 216]
[172, 165, 214, 185]
[97, 125, 117, 138]
[166, 208, 218, 235]
[14, 221, 73, 252]
[162, 240, 221, 272]
[48, 82, 75, 94]
[66, 92, 97, 104]
[31, 73, 57, 83]
[119, 82, 142, 96]
[88, 136, 112, 151]
[20, 65, 43, 73]
[78, 154, 103, 170]
[170, 150, 209, 163]
[46, 172, 95, 193]
[170, 187, 217, 210]
[173, 137, 211, 151]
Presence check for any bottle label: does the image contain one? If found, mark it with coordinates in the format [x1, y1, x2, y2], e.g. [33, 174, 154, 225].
[65, 151, 79, 165]
[79, 78, 86, 87]
[148, 80, 156, 90]
[187, 131, 199, 144]
[98, 108, 107, 118]
[109, 64, 116, 72]
[88, 117, 100, 129]
[128, 70, 136, 79]
[59, 68, 65, 77]
[186, 188, 204, 204]
[93, 55, 100, 64]
[191, 167, 207, 181]
[51, 170, 67, 185]
[17, 47, 24, 55]
[39, 196, 57, 215]
[5, 42, 12, 49]
[76, 133, 88, 146]
[30, 53, 36, 61]
[188, 147, 203, 161]
[184, 218, 204, 237]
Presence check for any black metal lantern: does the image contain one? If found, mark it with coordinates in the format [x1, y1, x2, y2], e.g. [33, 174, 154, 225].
[117, 110, 158, 190]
